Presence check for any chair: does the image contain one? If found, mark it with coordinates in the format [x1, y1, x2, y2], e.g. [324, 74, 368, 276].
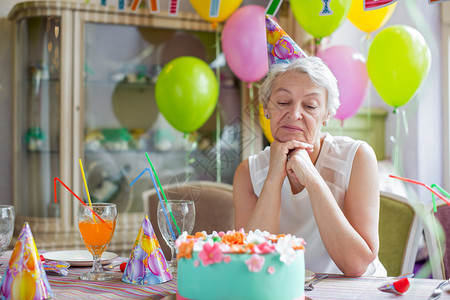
[378, 191, 423, 277]
[142, 180, 235, 259]
[422, 199, 449, 279]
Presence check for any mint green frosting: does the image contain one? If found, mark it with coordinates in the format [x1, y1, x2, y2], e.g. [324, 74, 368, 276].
[178, 250, 304, 300]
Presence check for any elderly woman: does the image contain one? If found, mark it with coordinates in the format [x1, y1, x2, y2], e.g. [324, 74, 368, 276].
[233, 57, 386, 277]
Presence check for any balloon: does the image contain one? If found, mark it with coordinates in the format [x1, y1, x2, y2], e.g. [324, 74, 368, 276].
[222, 5, 268, 82]
[367, 25, 431, 109]
[124, 259, 146, 283]
[259, 105, 274, 143]
[147, 249, 167, 276]
[155, 56, 219, 133]
[318, 46, 369, 121]
[291, 0, 351, 39]
[190, 0, 243, 27]
[348, 0, 397, 33]
[12, 271, 36, 300]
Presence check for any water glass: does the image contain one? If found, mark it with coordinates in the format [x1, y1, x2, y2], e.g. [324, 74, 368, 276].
[157, 200, 195, 274]
[0, 205, 14, 280]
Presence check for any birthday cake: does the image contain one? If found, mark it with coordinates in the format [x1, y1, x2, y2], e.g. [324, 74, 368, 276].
[176, 230, 305, 300]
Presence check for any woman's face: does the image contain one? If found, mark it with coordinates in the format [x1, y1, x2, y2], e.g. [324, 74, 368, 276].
[265, 71, 329, 145]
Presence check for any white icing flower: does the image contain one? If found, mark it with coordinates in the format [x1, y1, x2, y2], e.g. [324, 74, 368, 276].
[247, 230, 266, 245]
[275, 235, 297, 265]
[175, 231, 188, 248]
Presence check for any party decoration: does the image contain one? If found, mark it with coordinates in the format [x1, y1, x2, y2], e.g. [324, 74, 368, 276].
[0, 222, 53, 299]
[265, 15, 308, 68]
[190, 0, 242, 28]
[118, 0, 125, 10]
[169, 0, 179, 16]
[367, 25, 431, 109]
[290, 0, 351, 38]
[222, 5, 268, 82]
[122, 216, 172, 285]
[265, 0, 283, 16]
[210, 0, 220, 17]
[318, 45, 368, 121]
[130, 0, 141, 11]
[348, 0, 397, 33]
[155, 56, 218, 133]
[259, 104, 274, 143]
[148, 0, 159, 13]
[364, 0, 397, 10]
[320, 0, 333, 15]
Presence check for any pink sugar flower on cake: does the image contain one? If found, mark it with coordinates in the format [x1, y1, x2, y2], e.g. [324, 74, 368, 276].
[223, 256, 231, 263]
[199, 243, 223, 266]
[254, 242, 276, 254]
[245, 254, 265, 272]
[267, 266, 276, 274]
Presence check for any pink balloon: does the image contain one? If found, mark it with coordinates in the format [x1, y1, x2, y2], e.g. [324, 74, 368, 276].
[318, 46, 369, 121]
[222, 5, 268, 82]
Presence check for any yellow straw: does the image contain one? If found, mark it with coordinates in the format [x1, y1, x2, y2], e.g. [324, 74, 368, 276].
[79, 159, 93, 207]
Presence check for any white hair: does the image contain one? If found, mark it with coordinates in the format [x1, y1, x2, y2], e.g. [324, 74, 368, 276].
[259, 56, 340, 117]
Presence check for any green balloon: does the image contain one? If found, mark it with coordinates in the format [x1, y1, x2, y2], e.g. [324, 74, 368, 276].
[291, 0, 351, 39]
[155, 56, 219, 133]
[367, 25, 431, 108]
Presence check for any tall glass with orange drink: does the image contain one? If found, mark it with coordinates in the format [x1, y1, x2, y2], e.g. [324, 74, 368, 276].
[78, 203, 117, 281]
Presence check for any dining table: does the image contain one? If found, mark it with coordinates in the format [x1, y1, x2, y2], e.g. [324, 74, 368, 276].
[1, 250, 450, 299]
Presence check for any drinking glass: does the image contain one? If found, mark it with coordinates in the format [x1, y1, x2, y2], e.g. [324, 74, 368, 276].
[0, 205, 14, 279]
[78, 203, 117, 281]
[157, 200, 195, 274]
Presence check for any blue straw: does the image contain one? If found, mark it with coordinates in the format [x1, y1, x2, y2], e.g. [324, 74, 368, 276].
[131, 168, 176, 240]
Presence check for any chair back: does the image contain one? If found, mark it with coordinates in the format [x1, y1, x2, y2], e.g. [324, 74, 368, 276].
[142, 181, 235, 258]
[379, 191, 423, 277]
[423, 199, 448, 279]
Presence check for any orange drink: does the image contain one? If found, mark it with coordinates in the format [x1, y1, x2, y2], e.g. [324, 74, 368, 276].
[79, 220, 116, 256]
[78, 203, 117, 281]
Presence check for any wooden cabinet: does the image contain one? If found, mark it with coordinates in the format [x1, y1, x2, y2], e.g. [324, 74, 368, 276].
[8, 1, 248, 255]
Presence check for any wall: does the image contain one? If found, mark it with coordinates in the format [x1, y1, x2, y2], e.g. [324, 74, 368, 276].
[0, 0, 443, 205]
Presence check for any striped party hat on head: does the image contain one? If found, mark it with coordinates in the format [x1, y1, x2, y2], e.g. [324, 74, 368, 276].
[265, 15, 308, 68]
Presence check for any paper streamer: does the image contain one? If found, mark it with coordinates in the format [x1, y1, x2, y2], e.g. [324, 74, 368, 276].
[320, 0, 333, 15]
[147, 0, 159, 13]
[130, 0, 141, 11]
[209, 0, 220, 18]
[169, 0, 179, 16]
[265, 0, 283, 16]
[364, 0, 397, 10]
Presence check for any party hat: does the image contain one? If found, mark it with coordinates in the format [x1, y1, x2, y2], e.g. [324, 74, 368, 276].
[122, 215, 172, 285]
[265, 15, 308, 68]
[0, 222, 53, 299]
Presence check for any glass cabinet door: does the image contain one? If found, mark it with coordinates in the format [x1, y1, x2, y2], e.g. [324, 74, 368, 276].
[83, 22, 242, 213]
[15, 16, 61, 219]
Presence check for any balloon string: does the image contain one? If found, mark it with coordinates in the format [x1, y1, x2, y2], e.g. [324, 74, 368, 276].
[393, 108, 404, 176]
[215, 27, 222, 182]
[249, 82, 255, 156]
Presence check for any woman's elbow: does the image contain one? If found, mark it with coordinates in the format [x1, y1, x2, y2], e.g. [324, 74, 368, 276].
[342, 252, 378, 277]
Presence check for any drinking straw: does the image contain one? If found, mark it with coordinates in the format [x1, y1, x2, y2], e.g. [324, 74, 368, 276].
[53, 177, 112, 229]
[130, 168, 177, 240]
[145, 152, 182, 235]
[389, 175, 450, 208]
[430, 184, 450, 213]
[79, 159, 93, 207]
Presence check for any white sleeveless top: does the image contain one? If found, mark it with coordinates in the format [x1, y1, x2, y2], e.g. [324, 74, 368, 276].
[248, 133, 387, 276]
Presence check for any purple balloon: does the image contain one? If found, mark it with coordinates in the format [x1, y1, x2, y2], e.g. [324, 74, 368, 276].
[273, 37, 295, 60]
[147, 249, 167, 276]
[142, 218, 155, 237]
[124, 259, 145, 283]
[132, 245, 148, 260]
[318, 46, 369, 121]
[222, 5, 268, 82]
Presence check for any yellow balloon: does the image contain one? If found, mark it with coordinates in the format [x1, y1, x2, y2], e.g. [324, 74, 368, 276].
[189, 0, 243, 27]
[348, 0, 397, 33]
[259, 105, 274, 143]
[12, 271, 36, 300]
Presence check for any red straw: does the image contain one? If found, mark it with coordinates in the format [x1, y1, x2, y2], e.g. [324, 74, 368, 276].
[389, 175, 450, 206]
[53, 177, 112, 229]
